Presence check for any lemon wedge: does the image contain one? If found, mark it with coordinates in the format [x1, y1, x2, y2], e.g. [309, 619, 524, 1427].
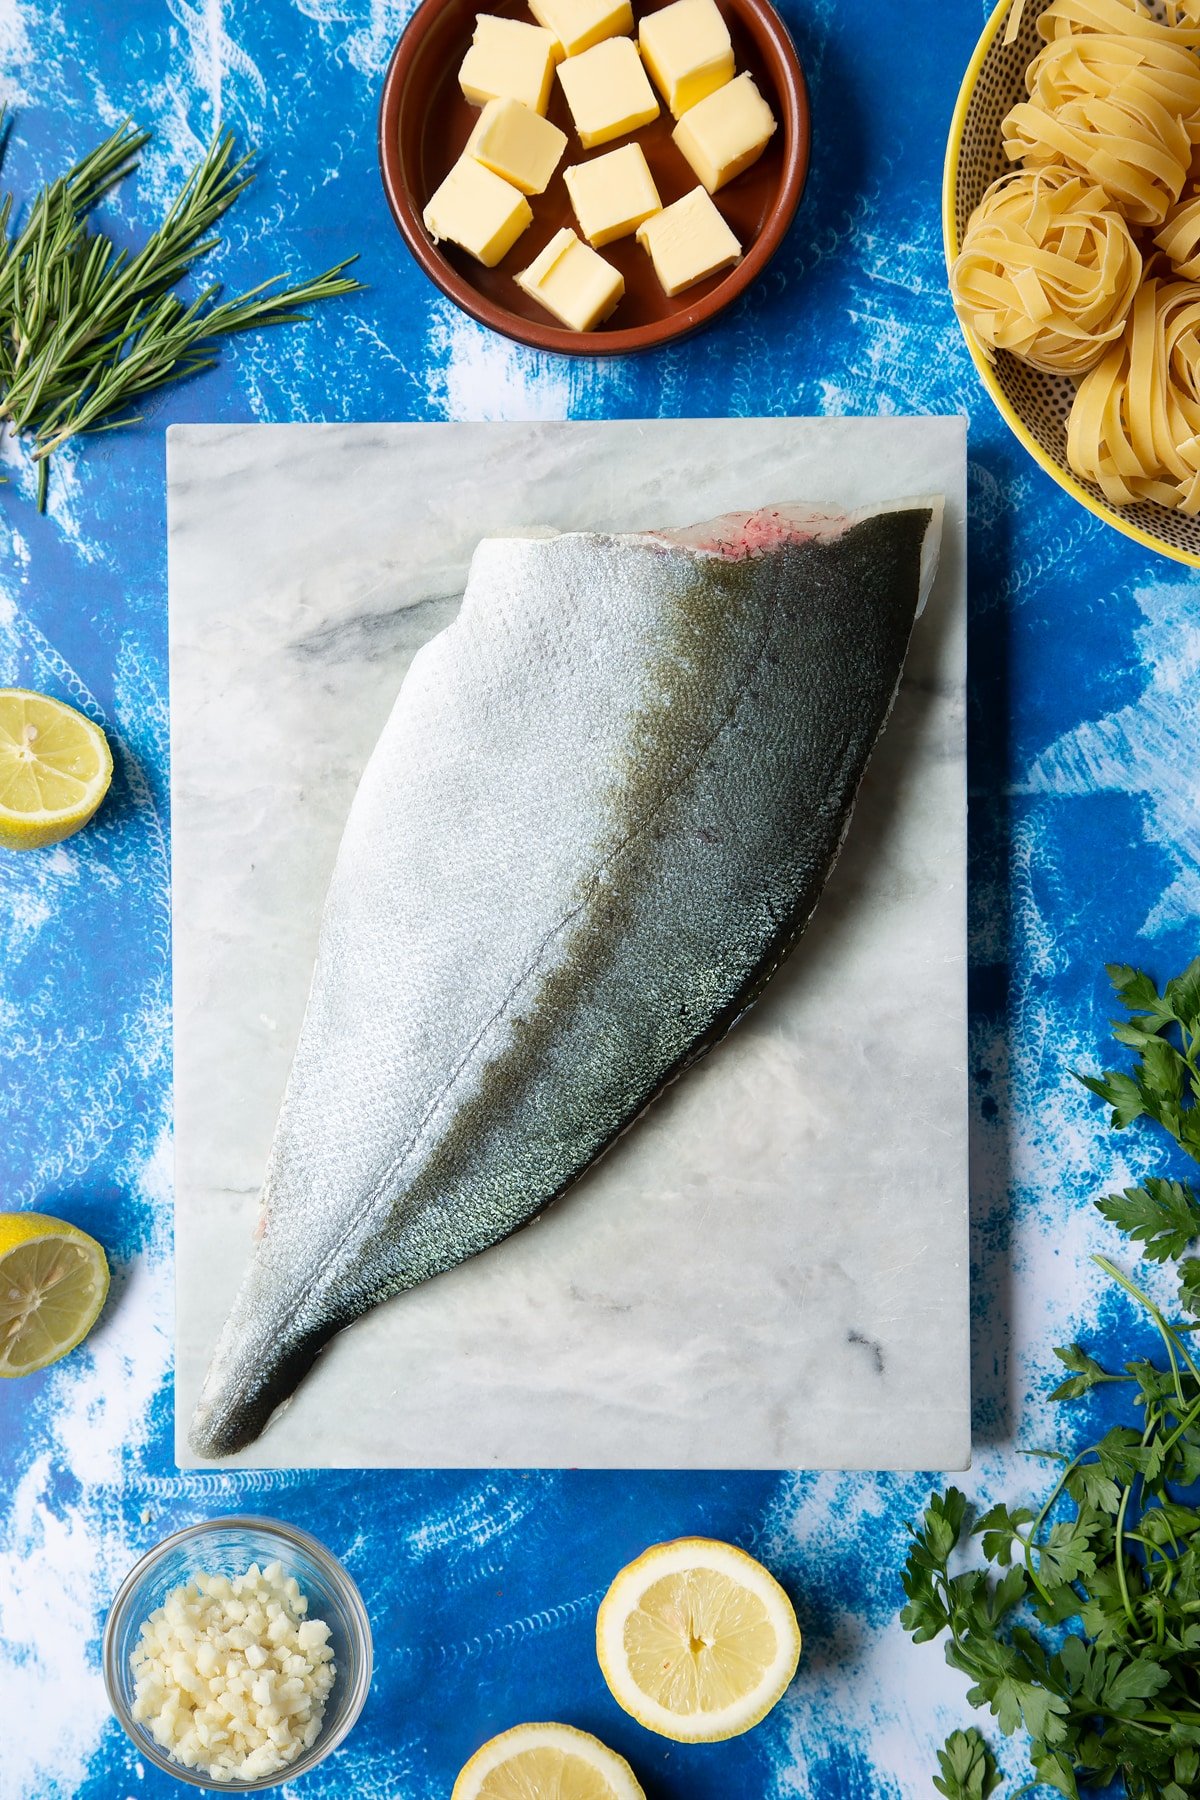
[0, 687, 113, 850]
[451, 1722, 645, 1800]
[596, 1536, 801, 1743]
[0, 1211, 110, 1376]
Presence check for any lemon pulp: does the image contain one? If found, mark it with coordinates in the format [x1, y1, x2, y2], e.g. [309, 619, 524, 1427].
[0, 688, 113, 850]
[477, 1746, 621, 1800]
[624, 1565, 779, 1714]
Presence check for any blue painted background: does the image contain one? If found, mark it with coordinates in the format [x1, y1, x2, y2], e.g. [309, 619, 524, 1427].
[3, 1, 1199, 1794]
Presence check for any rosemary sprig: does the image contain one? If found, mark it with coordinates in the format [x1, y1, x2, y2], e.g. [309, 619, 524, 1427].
[0, 116, 363, 509]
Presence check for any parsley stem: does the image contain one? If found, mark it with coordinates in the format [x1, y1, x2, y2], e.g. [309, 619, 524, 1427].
[1155, 1383, 1200, 1457]
[1095, 1255, 1200, 1391]
[1113, 1479, 1138, 1632]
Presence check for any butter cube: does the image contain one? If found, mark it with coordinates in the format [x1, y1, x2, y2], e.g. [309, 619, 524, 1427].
[528, 0, 634, 57]
[673, 71, 777, 193]
[636, 184, 741, 295]
[459, 16, 559, 116]
[557, 37, 660, 149]
[515, 226, 625, 329]
[467, 98, 567, 195]
[423, 153, 533, 267]
[639, 0, 734, 118]
[564, 143, 661, 245]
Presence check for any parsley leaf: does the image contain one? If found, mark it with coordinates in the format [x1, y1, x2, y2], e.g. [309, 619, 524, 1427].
[1095, 1180, 1200, 1263]
[1049, 1343, 1116, 1400]
[1179, 1256, 1200, 1317]
[933, 1729, 1000, 1800]
[1064, 1462, 1121, 1516]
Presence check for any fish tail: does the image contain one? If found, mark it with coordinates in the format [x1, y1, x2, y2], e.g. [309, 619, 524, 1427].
[188, 1273, 341, 1460]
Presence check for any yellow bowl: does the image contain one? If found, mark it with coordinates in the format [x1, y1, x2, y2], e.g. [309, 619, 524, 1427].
[944, 0, 1200, 569]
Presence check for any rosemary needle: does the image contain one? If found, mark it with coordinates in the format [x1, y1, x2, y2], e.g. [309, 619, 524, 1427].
[0, 117, 363, 509]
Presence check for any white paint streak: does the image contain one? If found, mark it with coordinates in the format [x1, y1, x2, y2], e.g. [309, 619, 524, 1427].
[167, 0, 267, 118]
[0, 0, 39, 105]
[425, 300, 575, 422]
[1024, 579, 1200, 932]
[332, 0, 422, 80]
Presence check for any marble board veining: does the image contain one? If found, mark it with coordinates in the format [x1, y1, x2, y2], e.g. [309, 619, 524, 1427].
[169, 418, 968, 1471]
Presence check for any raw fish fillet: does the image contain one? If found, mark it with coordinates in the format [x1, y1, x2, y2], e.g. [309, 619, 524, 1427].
[191, 498, 943, 1457]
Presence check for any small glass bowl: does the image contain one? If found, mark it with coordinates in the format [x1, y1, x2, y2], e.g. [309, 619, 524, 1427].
[103, 1515, 372, 1790]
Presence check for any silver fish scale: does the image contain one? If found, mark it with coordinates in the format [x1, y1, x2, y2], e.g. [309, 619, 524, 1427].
[191, 500, 942, 1457]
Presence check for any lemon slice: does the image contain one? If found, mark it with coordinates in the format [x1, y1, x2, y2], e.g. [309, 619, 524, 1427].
[596, 1537, 801, 1743]
[451, 1722, 645, 1800]
[0, 687, 113, 850]
[0, 1212, 110, 1376]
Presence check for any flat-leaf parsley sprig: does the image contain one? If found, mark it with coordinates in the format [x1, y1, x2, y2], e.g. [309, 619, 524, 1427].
[0, 115, 363, 509]
[903, 957, 1200, 1800]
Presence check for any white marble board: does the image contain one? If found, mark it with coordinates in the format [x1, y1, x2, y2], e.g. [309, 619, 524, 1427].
[169, 418, 969, 1471]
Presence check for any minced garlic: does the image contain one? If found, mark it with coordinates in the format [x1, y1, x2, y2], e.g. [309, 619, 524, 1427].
[130, 1559, 336, 1781]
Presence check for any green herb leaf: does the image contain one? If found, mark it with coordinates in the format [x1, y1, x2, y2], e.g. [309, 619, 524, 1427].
[1164, 958, 1200, 1032]
[1031, 1748, 1080, 1799]
[1037, 1517, 1102, 1589]
[1078, 1070, 1145, 1130]
[1107, 963, 1174, 1022]
[1049, 1343, 1115, 1400]
[1096, 1181, 1200, 1263]
[1179, 1257, 1200, 1317]
[1064, 1462, 1121, 1515]
[933, 1729, 1000, 1800]
[975, 1502, 1034, 1565]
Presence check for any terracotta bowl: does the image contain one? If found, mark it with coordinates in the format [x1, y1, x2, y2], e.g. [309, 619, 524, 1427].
[378, 0, 810, 356]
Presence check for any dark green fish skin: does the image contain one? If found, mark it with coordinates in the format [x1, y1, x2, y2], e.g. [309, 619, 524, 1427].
[191, 500, 942, 1458]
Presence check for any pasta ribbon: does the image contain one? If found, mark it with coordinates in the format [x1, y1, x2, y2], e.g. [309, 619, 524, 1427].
[952, 167, 1142, 372]
[1155, 186, 1200, 273]
[1068, 276, 1200, 508]
[1004, 34, 1196, 222]
[1037, 0, 1200, 46]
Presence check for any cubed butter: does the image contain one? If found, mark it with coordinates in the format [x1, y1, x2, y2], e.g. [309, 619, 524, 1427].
[467, 98, 567, 195]
[673, 71, 777, 193]
[515, 226, 625, 329]
[423, 153, 533, 267]
[556, 37, 660, 149]
[528, 0, 634, 58]
[639, 0, 734, 118]
[459, 16, 559, 115]
[635, 184, 741, 295]
[564, 143, 661, 245]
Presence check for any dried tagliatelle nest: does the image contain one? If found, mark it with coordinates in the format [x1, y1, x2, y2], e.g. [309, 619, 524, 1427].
[950, 166, 1142, 372]
[1002, 29, 1200, 225]
[1068, 276, 1200, 508]
[952, 0, 1200, 511]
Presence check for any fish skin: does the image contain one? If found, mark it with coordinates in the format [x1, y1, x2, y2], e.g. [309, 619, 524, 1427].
[191, 498, 943, 1458]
